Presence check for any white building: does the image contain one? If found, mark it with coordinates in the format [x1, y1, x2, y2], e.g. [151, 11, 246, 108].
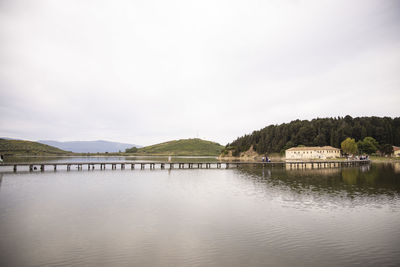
[393, 146, 400, 157]
[285, 146, 341, 160]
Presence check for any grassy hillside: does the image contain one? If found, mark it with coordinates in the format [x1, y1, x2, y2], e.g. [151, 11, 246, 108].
[127, 138, 224, 156]
[0, 139, 70, 156]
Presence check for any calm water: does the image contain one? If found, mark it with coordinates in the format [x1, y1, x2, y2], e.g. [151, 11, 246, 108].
[0, 161, 400, 267]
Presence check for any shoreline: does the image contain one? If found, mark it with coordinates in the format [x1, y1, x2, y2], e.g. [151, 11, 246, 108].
[219, 155, 400, 163]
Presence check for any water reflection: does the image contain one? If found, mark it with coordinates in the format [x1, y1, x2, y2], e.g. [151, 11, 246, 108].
[238, 163, 400, 199]
[392, 162, 400, 174]
[0, 164, 399, 267]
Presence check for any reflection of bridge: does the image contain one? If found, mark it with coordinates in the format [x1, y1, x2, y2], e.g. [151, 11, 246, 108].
[284, 160, 371, 170]
[1, 160, 371, 172]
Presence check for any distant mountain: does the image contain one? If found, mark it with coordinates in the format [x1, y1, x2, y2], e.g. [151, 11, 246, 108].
[38, 140, 141, 153]
[0, 139, 69, 155]
[126, 138, 224, 156]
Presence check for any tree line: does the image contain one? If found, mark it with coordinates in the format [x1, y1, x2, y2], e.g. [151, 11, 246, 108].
[341, 136, 394, 155]
[225, 116, 400, 156]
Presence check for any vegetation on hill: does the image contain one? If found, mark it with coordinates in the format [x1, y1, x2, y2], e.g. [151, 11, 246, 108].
[0, 139, 70, 156]
[341, 136, 393, 156]
[126, 138, 224, 156]
[224, 116, 400, 156]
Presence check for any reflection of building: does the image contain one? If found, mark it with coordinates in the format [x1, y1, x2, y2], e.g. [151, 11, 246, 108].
[393, 146, 400, 157]
[285, 146, 340, 160]
[285, 164, 341, 173]
[394, 163, 400, 174]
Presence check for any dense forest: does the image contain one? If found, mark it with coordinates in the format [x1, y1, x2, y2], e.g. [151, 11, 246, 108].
[225, 116, 400, 156]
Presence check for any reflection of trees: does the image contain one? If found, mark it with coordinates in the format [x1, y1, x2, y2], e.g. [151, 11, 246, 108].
[238, 163, 400, 198]
[341, 164, 400, 196]
[342, 169, 358, 185]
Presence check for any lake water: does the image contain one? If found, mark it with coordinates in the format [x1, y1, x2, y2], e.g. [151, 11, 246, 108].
[0, 159, 400, 267]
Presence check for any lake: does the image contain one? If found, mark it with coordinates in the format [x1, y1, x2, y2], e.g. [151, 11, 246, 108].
[0, 158, 399, 267]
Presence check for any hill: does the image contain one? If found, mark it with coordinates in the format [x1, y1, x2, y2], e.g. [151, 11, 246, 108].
[0, 139, 70, 156]
[225, 116, 400, 156]
[126, 138, 224, 156]
[38, 140, 141, 153]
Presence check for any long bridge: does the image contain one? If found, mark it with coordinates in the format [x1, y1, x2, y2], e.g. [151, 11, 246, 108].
[0, 160, 371, 172]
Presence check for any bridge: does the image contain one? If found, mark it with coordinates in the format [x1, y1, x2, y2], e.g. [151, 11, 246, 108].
[0, 160, 370, 172]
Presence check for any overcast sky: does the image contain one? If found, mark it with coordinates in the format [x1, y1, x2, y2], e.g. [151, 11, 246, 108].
[1, 0, 399, 146]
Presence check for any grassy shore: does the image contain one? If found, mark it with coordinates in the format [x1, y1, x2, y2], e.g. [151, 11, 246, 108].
[369, 156, 400, 162]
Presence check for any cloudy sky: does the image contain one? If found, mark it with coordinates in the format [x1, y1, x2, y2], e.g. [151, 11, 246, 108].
[1, 0, 399, 146]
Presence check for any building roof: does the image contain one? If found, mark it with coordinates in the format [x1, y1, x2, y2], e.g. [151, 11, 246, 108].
[286, 146, 340, 151]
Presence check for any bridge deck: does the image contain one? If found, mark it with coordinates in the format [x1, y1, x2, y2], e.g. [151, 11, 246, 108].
[0, 160, 370, 172]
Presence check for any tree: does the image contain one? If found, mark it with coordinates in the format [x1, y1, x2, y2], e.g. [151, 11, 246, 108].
[341, 138, 358, 155]
[313, 133, 326, 146]
[380, 144, 394, 156]
[364, 136, 379, 148]
[357, 137, 379, 154]
[361, 126, 367, 139]
[126, 147, 138, 153]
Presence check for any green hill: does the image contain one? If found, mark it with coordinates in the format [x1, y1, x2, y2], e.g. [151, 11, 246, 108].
[0, 139, 70, 156]
[126, 138, 224, 156]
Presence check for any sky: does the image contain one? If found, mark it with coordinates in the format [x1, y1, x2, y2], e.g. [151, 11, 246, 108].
[1, 0, 399, 146]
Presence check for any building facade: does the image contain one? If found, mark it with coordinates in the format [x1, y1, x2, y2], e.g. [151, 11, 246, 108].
[285, 146, 341, 160]
[393, 146, 400, 157]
